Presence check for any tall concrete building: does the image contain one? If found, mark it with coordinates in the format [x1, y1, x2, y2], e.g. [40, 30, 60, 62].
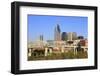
[54, 24, 61, 41]
[39, 35, 43, 41]
[67, 32, 77, 41]
[61, 32, 67, 41]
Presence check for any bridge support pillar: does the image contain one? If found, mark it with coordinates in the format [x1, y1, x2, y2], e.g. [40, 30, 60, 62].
[49, 48, 52, 54]
[28, 48, 32, 57]
[61, 47, 64, 53]
[74, 46, 77, 55]
[84, 48, 87, 52]
[45, 48, 48, 56]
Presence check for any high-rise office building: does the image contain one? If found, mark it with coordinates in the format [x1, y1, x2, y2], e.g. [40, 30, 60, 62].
[67, 32, 77, 41]
[61, 32, 67, 41]
[39, 35, 43, 41]
[54, 24, 61, 41]
[72, 32, 77, 40]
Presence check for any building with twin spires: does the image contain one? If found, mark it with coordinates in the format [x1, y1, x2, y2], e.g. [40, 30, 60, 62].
[54, 24, 61, 41]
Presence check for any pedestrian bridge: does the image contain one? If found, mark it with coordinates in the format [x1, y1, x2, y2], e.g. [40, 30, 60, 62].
[28, 45, 88, 57]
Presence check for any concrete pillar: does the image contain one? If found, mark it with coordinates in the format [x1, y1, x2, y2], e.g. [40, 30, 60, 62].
[84, 48, 87, 52]
[45, 48, 48, 56]
[49, 48, 52, 54]
[61, 47, 64, 53]
[74, 46, 77, 55]
[75, 47, 77, 55]
[74, 47, 76, 55]
[28, 48, 32, 57]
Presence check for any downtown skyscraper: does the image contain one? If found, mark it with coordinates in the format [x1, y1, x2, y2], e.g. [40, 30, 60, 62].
[61, 32, 67, 41]
[67, 32, 77, 41]
[54, 24, 61, 41]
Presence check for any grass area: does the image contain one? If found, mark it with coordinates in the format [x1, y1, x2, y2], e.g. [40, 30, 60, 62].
[28, 51, 88, 61]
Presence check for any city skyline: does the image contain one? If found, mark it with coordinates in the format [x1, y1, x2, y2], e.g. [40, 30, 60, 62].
[28, 15, 88, 42]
